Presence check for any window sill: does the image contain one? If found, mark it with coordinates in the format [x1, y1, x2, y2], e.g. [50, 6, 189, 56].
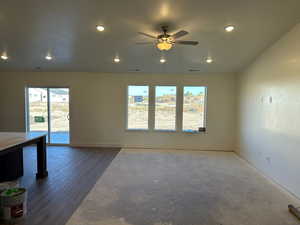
[183, 131, 205, 134]
[125, 129, 206, 134]
[153, 129, 177, 133]
[126, 129, 149, 132]
[183, 128, 206, 133]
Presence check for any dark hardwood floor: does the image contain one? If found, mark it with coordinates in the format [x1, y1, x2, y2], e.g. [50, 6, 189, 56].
[6, 146, 120, 225]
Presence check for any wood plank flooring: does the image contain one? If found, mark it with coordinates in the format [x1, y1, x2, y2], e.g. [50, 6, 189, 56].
[5, 146, 120, 225]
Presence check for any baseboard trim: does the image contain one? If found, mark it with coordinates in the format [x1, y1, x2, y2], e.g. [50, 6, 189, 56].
[47, 143, 70, 147]
[122, 146, 233, 152]
[70, 143, 122, 149]
[70, 143, 234, 152]
[234, 152, 300, 202]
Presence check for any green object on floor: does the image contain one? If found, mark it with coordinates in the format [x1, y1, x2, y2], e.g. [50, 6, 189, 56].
[0, 187, 27, 221]
[2, 188, 24, 197]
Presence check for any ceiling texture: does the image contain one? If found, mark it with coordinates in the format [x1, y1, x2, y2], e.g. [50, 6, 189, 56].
[0, 0, 300, 73]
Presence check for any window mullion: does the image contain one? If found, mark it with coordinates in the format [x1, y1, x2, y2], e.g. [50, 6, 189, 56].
[148, 85, 155, 131]
[176, 85, 183, 131]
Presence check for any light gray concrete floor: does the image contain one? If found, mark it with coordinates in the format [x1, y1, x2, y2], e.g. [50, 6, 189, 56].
[66, 149, 300, 225]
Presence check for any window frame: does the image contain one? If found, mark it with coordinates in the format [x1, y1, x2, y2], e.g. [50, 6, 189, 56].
[126, 85, 150, 131]
[154, 85, 178, 132]
[125, 84, 207, 133]
[182, 86, 208, 133]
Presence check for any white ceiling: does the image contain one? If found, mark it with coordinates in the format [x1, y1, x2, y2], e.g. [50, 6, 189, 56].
[0, 0, 300, 73]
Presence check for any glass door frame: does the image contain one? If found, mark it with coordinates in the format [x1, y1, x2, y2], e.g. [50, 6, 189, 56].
[25, 86, 70, 145]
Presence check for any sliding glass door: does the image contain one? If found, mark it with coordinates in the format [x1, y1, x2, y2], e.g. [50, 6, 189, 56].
[49, 88, 70, 144]
[27, 87, 70, 144]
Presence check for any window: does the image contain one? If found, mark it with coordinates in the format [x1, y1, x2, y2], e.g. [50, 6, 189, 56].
[127, 85, 149, 129]
[126, 85, 207, 132]
[155, 86, 176, 130]
[183, 86, 206, 132]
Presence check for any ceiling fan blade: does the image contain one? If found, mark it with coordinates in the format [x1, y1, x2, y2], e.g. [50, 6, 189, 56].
[177, 40, 199, 45]
[136, 42, 154, 45]
[172, 30, 189, 39]
[138, 32, 157, 39]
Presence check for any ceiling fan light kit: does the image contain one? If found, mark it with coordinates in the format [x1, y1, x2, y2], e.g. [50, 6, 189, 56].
[138, 26, 199, 51]
[1, 54, 8, 61]
[156, 37, 174, 51]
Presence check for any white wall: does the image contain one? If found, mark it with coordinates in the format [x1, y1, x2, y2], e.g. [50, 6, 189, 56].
[237, 23, 300, 198]
[0, 72, 236, 150]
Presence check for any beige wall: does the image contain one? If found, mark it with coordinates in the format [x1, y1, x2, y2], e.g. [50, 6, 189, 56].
[0, 72, 236, 150]
[237, 23, 300, 198]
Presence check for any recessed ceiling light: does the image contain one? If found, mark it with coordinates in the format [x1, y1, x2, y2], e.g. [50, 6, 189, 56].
[1, 56, 8, 60]
[160, 58, 166, 64]
[225, 25, 235, 32]
[114, 57, 120, 63]
[1, 54, 8, 60]
[96, 25, 105, 32]
[45, 55, 53, 61]
[206, 57, 213, 64]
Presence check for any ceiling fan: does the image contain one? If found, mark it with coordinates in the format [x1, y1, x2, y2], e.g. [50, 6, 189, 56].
[137, 26, 199, 51]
